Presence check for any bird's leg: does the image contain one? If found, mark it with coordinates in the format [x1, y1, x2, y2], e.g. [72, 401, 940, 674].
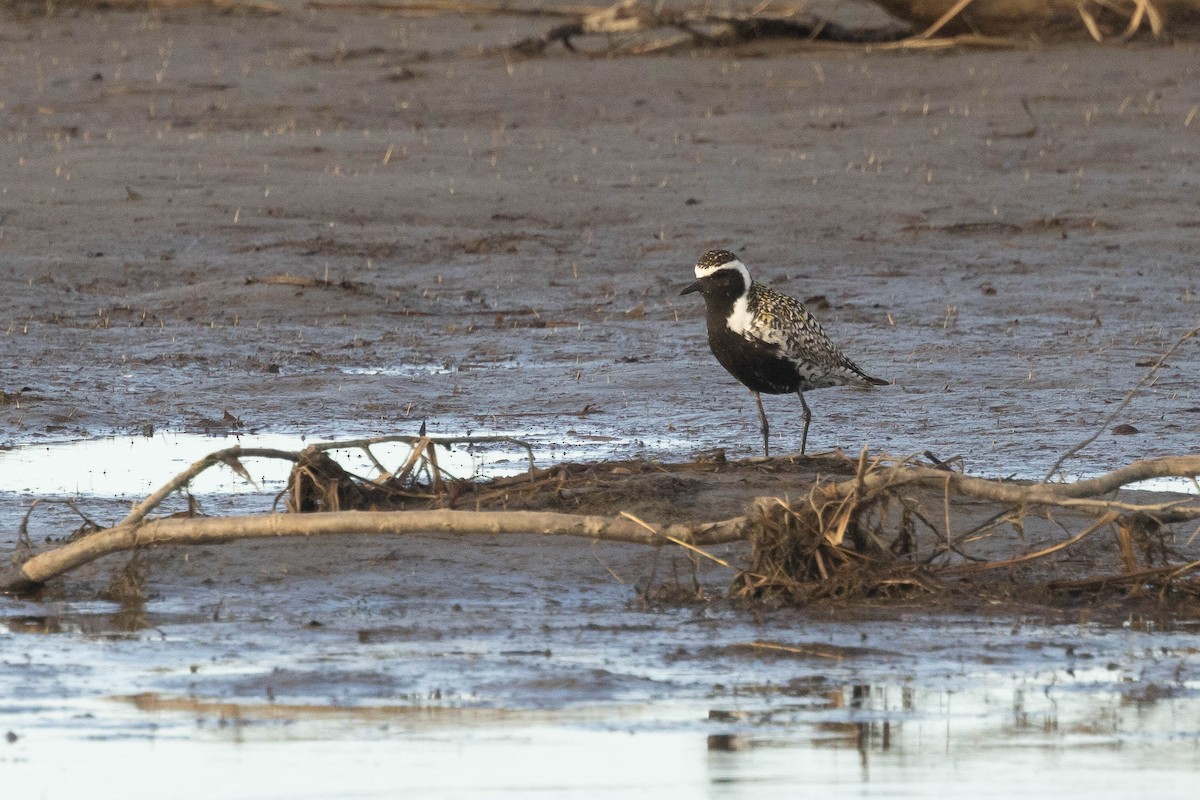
[797, 390, 812, 456]
[753, 391, 770, 458]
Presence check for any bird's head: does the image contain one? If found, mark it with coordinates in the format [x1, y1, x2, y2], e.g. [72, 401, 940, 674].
[680, 249, 752, 301]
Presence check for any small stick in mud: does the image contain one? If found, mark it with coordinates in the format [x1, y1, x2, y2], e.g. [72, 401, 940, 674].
[1043, 322, 1200, 481]
[63, 0, 285, 12]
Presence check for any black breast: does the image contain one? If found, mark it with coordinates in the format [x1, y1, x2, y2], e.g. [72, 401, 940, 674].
[706, 313, 801, 395]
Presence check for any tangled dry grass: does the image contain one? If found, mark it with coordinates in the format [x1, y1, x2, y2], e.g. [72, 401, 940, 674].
[735, 472, 941, 604]
[729, 450, 1200, 606]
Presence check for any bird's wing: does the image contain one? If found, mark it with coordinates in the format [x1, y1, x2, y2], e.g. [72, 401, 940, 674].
[745, 286, 835, 359]
[747, 285, 882, 385]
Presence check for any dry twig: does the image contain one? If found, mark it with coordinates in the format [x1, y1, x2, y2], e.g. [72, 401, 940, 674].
[1043, 322, 1200, 481]
[912, 0, 978, 39]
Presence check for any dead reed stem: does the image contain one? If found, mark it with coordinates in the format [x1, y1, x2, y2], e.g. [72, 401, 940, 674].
[912, 0, 977, 39]
[735, 453, 1199, 601]
[940, 513, 1119, 575]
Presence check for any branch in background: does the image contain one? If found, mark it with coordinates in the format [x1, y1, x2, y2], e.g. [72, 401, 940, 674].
[508, 0, 907, 58]
[871, 0, 1184, 38]
[118, 447, 301, 529]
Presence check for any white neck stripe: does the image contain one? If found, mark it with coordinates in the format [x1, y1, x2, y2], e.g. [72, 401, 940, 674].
[726, 295, 754, 336]
[695, 259, 751, 287]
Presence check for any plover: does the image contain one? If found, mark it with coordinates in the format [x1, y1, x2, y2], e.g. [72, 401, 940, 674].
[681, 249, 887, 457]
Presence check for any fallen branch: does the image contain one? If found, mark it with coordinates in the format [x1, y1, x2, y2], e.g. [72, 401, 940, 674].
[508, 0, 905, 57]
[119, 447, 301, 528]
[848, 455, 1200, 521]
[1048, 559, 1200, 595]
[0, 508, 746, 594]
[112, 435, 535, 526]
[55, 0, 285, 12]
[826, 454, 1200, 563]
[304, 433, 536, 479]
[870, 0, 1193, 37]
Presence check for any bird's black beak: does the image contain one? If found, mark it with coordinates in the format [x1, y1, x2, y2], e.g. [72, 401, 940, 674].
[680, 280, 701, 296]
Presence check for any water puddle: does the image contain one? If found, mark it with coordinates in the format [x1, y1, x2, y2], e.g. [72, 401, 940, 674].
[1119, 476, 1199, 495]
[0, 433, 307, 498]
[15, 682, 1200, 798]
[2, 430, 1191, 502]
[339, 359, 523, 377]
[0, 429, 646, 499]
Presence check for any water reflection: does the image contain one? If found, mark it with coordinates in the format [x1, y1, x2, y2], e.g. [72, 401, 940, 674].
[2, 640, 1198, 797]
[702, 679, 1200, 795]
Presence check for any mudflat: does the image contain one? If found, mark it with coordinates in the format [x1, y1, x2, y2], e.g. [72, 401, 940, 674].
[1, 3, 1197, 478]
[2, 7, 1200, 794]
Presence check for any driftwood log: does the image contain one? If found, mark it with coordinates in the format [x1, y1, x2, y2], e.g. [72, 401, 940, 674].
[0, 508, 747, 595]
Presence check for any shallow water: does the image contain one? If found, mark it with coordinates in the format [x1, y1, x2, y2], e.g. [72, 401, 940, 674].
[0, 432, 530, 498]
[0, 428, 696, 503]
[8, 684, 1200, 800]
[4, 587, 1200, 798]
[4, 429, 1195, 503]
[3, 431, 1199, 799]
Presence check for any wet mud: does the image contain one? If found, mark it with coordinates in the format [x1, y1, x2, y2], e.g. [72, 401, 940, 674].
[1, 1, 1200, 795]
[1, 3, 1197, 477]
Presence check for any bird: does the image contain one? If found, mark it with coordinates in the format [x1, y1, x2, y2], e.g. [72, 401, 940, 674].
[680, 249, 887, 457]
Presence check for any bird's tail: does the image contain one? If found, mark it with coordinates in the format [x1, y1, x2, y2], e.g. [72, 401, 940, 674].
[840, 357, 889, 388]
